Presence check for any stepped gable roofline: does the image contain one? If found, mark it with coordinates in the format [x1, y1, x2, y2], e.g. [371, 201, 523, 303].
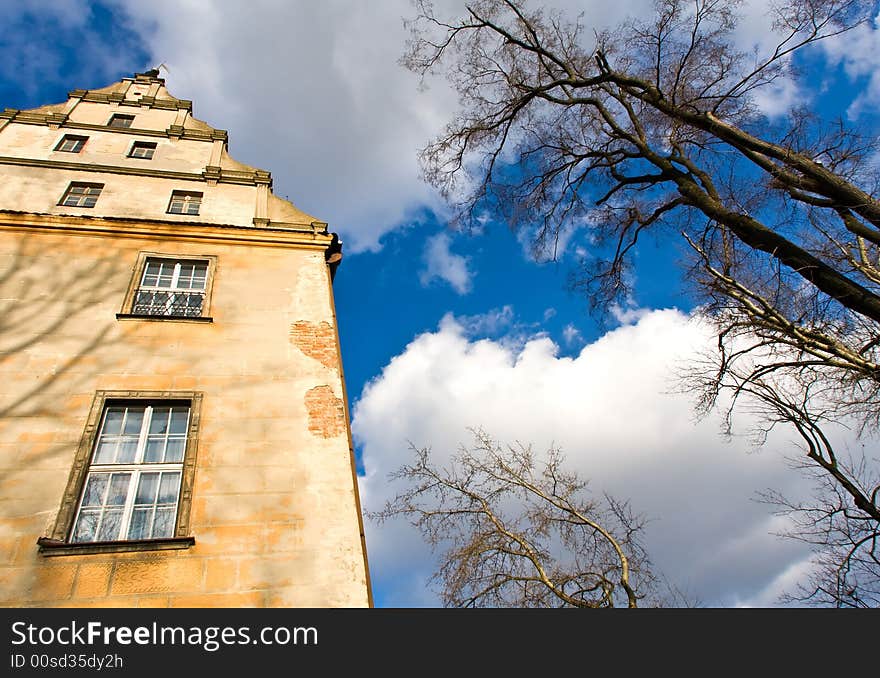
[5, 72, 323, 229]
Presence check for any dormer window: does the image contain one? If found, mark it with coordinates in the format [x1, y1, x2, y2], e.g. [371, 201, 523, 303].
[167, 191, 202, 216]
[108, 114, 134, 129]
[54, 135, 88, 153]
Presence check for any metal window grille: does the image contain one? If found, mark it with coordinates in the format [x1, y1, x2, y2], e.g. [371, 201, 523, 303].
[133, 258, 207, 317]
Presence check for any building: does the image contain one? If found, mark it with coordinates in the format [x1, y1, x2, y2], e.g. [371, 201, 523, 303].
[0, 70, 371, 607]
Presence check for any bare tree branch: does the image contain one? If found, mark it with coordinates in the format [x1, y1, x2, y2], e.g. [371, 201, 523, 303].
[404, 0, 880, 605]
[369, 429, 659, 607]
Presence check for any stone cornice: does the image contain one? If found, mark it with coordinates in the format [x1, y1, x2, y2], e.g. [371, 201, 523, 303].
[0, 210, 334, 251]
[0, 110, 227, 143]
[69, 89, 192, 111]
[0, 155, 270, 187]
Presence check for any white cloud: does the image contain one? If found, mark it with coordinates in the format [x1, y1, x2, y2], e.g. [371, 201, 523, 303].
[734, 554, 817, 608]
[419, 232, 474, 294]
[750, 75, 803, 121]
[112, 0, 456, 252]
[610, 303, 651, 325]
[353, 308, 826, 606]
[819, 13, 880, 118]
[452, 305, 515, 337]
[561, 322, 582, 347]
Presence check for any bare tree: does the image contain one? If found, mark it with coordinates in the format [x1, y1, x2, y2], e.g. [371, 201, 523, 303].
[371, 429, 657, 607]
[718, 368, 880, 606]
[404, 0, 880, 604]
[764, 459, 880, 608]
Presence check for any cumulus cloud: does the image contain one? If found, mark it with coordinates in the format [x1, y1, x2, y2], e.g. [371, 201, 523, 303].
[610, 302, 651, 325]
[419, 232, 474, 294]
[453, 305, 515, 337]
[353, 308, 822, 606]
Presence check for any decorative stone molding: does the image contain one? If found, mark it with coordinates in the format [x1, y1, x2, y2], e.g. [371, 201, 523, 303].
[69, 89, 193, 112]
[46, 112, 68, 129]
[203, 165, 222, 185]
[0, 155, 268, 187]
[0, 112, 227, 143]
[0, 211, 335, 249]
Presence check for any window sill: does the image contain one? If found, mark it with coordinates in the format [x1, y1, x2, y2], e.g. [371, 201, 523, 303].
[37, 536, 195, 557]
[116, 313, 213, 323]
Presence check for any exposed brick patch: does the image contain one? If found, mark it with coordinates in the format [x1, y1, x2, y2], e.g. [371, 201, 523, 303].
[305, 385, 346, 439]
[290, 321, 338, 369]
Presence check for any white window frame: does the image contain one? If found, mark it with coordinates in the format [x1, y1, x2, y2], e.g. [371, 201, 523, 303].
[55, 135, 88, 153]
[129, 141, 156, 159]
[167, 191, 203, 216]
[70, 404, 189, 543]
[59, 182, 103, 208]
[133, 258, 208, 317]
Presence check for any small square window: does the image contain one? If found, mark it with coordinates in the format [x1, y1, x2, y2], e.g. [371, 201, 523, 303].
[129, 141, 157, 159]
[54, 135, 88, 153]
[59, 182, 103, 208]
[108, 114, 135, 128]
[167, 191, 202, 216]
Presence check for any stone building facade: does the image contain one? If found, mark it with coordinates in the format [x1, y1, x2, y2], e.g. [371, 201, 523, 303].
[0, 70, 371, 607]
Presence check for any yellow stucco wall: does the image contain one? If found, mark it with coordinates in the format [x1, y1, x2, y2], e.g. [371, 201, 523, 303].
[0, 217, 370, 607]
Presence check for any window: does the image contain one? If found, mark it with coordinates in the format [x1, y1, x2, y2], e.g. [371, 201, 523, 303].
[133, 258, 208, 317]
[128, 141, 157, 159]
[167, 191, 202, 216]
[54, 135, 88, 153]
[118, 252, 217, 323]
[59, 182, 103, 208]
[107, 114, 134, 128]
[70, 403, 189, 543]
[40, 391, 202, 554]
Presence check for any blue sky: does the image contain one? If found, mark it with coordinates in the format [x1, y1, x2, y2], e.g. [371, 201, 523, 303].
[4, 0, 879, 607]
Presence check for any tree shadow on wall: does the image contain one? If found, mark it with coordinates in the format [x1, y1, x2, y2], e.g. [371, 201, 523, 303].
[0, 232, 210, 488]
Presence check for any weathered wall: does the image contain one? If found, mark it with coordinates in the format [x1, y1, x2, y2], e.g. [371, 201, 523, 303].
[0, 222, 370, 607]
